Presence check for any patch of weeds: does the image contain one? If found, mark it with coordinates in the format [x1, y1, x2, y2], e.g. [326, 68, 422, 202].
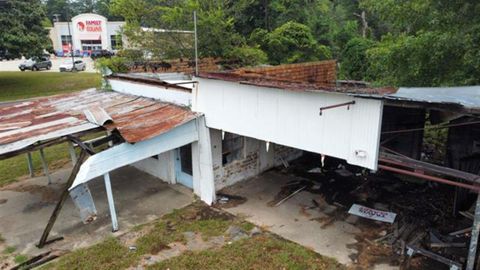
[148, 234, 345, 270]
[44, 237, 136, 270]
[237, 221, 255, 232]
[14, 254, 28, 264]
[136, 202, 234, 254]
[135, 221, 181, 254]
[3, 246, 16, 254]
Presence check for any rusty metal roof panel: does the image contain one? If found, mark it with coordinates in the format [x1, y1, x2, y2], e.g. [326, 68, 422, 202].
[0, 88, 199, 156]
[198, 72, 397, 95]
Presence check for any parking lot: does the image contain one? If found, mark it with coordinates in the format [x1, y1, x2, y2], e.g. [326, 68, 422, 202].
[0, 56, 97, 73]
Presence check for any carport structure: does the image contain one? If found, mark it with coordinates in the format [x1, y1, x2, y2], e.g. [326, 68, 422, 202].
[0, 87, 215, 247]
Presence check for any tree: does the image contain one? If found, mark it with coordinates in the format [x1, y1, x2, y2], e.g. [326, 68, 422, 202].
[359, 0, 480, 86]
[111, 0, 243, 60]
[0, 0, 51, 58]
[339, 37, 374, 80]
[255, 21, 332, 64]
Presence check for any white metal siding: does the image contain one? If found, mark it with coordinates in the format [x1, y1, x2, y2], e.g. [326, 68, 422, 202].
[193, 78, 383, 170]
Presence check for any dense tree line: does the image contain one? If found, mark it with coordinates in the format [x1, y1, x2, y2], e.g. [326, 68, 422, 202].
[109, 0, 480, 87]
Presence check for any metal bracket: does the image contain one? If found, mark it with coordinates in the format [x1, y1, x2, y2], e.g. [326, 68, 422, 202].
[319, 101, 355, 116]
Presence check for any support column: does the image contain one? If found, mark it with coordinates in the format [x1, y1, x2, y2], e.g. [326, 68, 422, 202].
[68, 141, 77, 165]
[467, 192, 480, 270]
[39, 148, 52, 184]
[26, 152, 34, 177]
[192, 116, 215, 205]
[103, 173, 118, 232]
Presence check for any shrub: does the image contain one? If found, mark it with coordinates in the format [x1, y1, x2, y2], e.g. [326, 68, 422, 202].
[95, 56, 129, 74]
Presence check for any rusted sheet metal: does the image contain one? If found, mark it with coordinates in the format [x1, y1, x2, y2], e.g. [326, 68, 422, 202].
[198, 71, 397, 95]
[83, 107, 113, 126]
[0, 88, 199, 156]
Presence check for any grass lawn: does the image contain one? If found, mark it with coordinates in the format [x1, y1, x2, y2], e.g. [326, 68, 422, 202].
[0, 71, 101, 102]
[39, 203, 344, 270]
[0, 71, 101, 187]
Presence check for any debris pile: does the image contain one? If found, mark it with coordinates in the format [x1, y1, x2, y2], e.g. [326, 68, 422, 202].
[275, 154, 476, 269]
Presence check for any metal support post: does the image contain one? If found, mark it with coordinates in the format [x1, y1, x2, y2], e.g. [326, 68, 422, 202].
[68, 141, 77, 165]
[467, 193, 480, 270]
[26, 152, 34, 177]
[103, 173, 118, 232]
[39, 148, 52, 184]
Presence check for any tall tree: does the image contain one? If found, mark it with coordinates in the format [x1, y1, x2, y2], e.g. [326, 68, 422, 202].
[0, 0, 51, 58]
[361, 0, 480, 86]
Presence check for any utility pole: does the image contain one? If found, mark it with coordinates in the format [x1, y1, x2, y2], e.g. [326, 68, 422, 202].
[65, 3, 76, 71]
[193, 11, 199, 76]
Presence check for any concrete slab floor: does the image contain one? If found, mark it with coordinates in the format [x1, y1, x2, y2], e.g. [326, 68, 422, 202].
[221, 170, 398, 269]
[0, 165, 193, 256]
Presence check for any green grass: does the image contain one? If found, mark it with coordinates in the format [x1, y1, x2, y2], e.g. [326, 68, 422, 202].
[0, 72, 101, 102]
[38, 203, 343, 270]
[42, 238, 136, 270]
[0, 143, 72, 187]
[148, 235, 345, 270]
[13, 254, 28, 264]
[3, 246, 15, 254]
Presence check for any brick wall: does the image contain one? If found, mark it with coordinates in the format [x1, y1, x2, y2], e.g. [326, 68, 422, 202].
[237, 60, 337, 86]
[210, 128, 304, 190]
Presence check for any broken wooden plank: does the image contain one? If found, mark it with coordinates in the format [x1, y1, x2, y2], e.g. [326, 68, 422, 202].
[37, 149, 87, 248]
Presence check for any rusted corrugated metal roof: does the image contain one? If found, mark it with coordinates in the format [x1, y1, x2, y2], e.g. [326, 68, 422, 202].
[198, 72, 397, 95]
[0, 89, 199, 156]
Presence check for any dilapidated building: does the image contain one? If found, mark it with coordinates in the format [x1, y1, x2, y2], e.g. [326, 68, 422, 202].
[2, 60, 480, 269]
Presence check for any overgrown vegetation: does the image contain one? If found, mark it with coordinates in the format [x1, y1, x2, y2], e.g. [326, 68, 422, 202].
[40, 202, 343, 270]
[102, 0, 480, 87]
[0, 72, 101, 102]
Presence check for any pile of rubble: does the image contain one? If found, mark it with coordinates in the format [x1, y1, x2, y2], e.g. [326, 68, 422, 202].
[272, 154, 476, 270]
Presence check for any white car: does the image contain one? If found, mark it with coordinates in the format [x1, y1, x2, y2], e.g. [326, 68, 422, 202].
[59, 59, 86, 72]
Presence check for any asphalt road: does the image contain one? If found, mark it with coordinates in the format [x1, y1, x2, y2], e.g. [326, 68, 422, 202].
[0, 56, 97, 73]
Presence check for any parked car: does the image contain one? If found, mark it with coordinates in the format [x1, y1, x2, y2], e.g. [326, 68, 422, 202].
[59, 59, 86, 72]
[18, 56, 52, 71]
[90, 50, 113, 59]
[0, 49, 16, 61]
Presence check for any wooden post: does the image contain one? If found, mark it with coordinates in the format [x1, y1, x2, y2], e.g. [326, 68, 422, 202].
[37, 150, 87, 248]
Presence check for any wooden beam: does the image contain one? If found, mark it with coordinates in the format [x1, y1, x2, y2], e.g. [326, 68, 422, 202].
[37, 150, 87, 248]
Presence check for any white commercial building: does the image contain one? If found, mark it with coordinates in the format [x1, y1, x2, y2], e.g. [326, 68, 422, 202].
[49, 13, 125, 55]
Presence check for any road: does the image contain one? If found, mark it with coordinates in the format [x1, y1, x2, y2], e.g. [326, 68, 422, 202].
[0, 56, 97, 73]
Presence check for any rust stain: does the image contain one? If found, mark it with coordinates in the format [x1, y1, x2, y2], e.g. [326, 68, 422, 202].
[0, 89, 199, 154]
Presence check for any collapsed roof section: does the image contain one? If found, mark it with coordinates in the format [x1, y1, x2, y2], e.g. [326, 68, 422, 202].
[0, 88, 199, 158]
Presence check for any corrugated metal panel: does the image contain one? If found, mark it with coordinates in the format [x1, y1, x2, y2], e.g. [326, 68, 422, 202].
[0, 88, 199, 156]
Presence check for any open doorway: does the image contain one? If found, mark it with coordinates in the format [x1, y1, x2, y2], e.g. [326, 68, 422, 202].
[175, 144, 193, 188]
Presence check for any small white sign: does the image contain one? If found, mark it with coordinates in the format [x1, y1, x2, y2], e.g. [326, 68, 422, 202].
[348, 204, 397, 223]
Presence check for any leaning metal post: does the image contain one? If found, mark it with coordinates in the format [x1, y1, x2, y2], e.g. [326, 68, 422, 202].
[103, 173, 118, 232]
[39, 148, 52, 184]
[466, 192, 480, 270]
